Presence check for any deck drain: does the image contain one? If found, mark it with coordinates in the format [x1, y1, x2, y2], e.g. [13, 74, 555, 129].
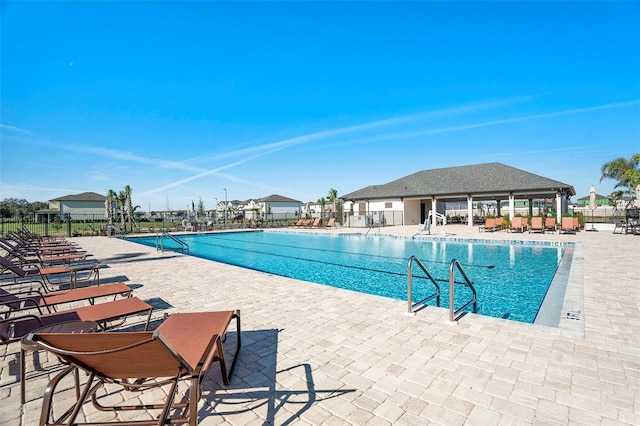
[566, 310, 582, 321]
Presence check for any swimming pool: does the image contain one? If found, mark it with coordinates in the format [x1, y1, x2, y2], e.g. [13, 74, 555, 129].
[129, 231, 567, 323]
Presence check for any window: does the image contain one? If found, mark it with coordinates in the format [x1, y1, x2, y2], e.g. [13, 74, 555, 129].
[385, 202, 392, 209]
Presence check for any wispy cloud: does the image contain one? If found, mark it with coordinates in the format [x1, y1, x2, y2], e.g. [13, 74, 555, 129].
[143, 96, 537, 194]
[0, 123, 31, 134]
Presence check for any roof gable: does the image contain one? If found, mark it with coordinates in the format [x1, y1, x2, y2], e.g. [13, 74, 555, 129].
[257, 194, 301, 203]
[50, 192, 106, 202]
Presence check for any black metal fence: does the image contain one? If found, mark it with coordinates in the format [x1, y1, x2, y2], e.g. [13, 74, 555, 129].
[3, 208, 635, 238]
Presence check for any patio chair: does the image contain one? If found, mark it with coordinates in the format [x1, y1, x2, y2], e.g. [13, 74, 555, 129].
[325, 217, 336, 228]
[544, 217, 557, 233]
[509, 217, 525, 233]
[0, 256, 100, 292]
[31, 310, 240, 426]
[312, 218, 323, 227]
[1, 281, 133, 316]
[291, 219, 303, 227]
[613, 218, 628, 234]
[479, 218, 496, 232]
[301, 219, 312, 228]
[560, 217, 577, 234]
[530, 217, 544, 233]
[0, 239, 89, 266]
[1, 296, 152, 404]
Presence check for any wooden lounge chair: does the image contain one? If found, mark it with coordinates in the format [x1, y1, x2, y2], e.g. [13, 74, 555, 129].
[0, 282, 133, 315]
[301, 219, 312, 228]
[530, 217, 544, 233]
[291, 219, 303, 227]
[312, 218, 323, 227]
[325, 217, 336, 228]
[0, 256, 100, 291]
[31, 310, 241, 426]
[545, 217, 557, 233]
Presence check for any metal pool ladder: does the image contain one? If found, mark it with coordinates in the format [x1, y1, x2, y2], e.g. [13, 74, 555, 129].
[406, 257, 477, 323]
[447, 259, 477, 324]
[406, 256, 441, 315]
[155, 231, 189, 254]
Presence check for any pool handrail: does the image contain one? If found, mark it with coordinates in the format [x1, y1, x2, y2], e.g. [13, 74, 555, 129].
[448, 259, 477, 323]
[406, 256, 441, 315]
[155, 231, 189, 255]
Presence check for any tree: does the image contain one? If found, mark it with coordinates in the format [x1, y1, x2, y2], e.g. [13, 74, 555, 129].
[328, 188, 338, 217]
[106, 190, 116, 226]
[124, 185, 134, 231]
[117, 190, 127, 230]
[600, 153, 640, 202]
[197, 197, 205, 217]
[317, 197, 326, 219]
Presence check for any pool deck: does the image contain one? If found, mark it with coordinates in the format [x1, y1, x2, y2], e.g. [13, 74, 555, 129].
[1, 224, 638, 425]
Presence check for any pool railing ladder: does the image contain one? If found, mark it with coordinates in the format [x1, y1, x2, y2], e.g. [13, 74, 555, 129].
[406, 257, 478, 324]
[106, 224, 127, 239]
[156, 231, 189, 254]
[406, 256, 441, 315]
[447, 259, 477, 324]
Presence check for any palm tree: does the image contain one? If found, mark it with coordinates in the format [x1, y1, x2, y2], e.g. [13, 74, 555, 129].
[117, 190, 127, 230]
[328, 188, 337, 217]
[600, 154, 640, 202]
[106, 189, 116, 226]
[317, 197, 326, 220]
[124, 185, 133, 232]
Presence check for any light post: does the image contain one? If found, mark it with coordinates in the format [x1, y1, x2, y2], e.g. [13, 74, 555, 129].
[214, 198, 218, 221]
[224, 189, 227, 228]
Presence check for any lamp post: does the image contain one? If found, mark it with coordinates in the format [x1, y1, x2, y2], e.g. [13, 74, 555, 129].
[223, 189, 227, 228]
[214, 197, 218, 221]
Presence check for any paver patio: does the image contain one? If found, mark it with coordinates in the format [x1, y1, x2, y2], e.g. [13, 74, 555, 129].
[1, 224, 638, 425]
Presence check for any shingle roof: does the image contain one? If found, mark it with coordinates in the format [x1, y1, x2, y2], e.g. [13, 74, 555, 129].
[50, 192, 106, 202]
[341, 162, 575, 201]
[257, 194, 301, 203]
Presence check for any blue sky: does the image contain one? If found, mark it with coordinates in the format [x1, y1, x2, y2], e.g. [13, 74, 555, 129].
[1, 1, 639, 211]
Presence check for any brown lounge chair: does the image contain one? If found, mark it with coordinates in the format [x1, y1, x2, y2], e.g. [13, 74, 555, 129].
[545, 217, 557, 233]
[560, 217, 577, 234]
[0, 256, 100, 291]
[0, 239, 89, 266]
[301, 219, 312, 228]
[325, 217, 335, 228]
[0, 296, 153, 404]
[31, 310, 240, 426]
[1, 282, 133, 315]
[509, 217, 526, 233]
[312, 218, 323, 227]
[529, 217, 544, 233]
[479, 218, 496, 232]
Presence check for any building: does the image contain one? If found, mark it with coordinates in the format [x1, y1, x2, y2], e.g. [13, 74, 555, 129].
[341, 162, 575, 227]
[35, 192, 107, 223]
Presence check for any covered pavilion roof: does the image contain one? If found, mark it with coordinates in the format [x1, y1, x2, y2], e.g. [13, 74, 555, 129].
[341, 162, 575, 202]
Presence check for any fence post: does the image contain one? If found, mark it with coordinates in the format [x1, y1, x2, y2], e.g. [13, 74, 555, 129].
[66, 214, 71, 237]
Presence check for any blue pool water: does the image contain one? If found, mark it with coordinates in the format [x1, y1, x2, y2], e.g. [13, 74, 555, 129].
[129, 231, 565, 323]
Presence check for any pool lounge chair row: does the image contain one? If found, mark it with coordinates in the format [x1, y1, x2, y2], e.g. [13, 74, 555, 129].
[1, 232, 242, 425]
[293, 217, 336, 228]
[478, 216, 582, 234]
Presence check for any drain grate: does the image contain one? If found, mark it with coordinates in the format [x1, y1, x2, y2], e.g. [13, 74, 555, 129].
[566, 309, 582, 321]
